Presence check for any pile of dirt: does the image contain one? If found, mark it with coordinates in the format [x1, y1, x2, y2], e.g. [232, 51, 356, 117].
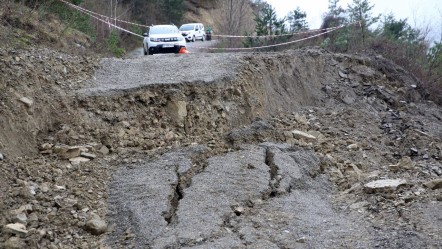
[0, 47, 441, 248]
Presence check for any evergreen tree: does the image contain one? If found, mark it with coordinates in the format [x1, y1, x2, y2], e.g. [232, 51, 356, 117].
[328, 0, 344, 18]
[347, 0, 379, 45]
[161, 0, 184, 24]
[287, 7, 308, 32]
[254, 3, 285, 36]
[380, 14, 408, 40]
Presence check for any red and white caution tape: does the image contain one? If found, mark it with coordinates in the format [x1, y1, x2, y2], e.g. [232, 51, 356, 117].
[196, 24, 347, 51]
[58, 0, 145, 38]
[58, 0, 150, 28]
[212, 26, 343, 38]
[58, 0, 359, 52]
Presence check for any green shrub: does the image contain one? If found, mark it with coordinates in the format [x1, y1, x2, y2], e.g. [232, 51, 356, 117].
[106, 30, 125, 57]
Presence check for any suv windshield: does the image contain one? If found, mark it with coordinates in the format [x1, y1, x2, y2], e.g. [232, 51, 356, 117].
[179, 25, 194, 31]
[149, 26, 178, 35]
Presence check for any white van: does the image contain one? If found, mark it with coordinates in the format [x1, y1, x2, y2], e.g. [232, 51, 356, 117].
[179, 23, 205, 42]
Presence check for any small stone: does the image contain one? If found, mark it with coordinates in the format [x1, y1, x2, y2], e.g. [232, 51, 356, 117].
[80, 152, 96, 160]
[121, 121, 130, 128]
[389, 157, 415, 172]
[4, 236, 26, 249]
[388, 164, 400, 173]
[410, 148, 419, 155]
[350, 201, 369, 210]
[55, 185, 66, 191]
[13, 213, 27, 224]
[166, 100, 188, 124]
[54, 146, 82, 159]
[436, 195, 442, 201]
[423, 179, 442, 190]
[364, 179, 407, 193]
[0, 153, 3, 161]
[40, 183, 49, 193]
[347, 143, 359, 151]
[296, 237, 306, 243]
[17, 204, 33, 213]
[4, 223, 28, 236]
[39, 143, 53, 151]
[291, 130, 316, 141]
[84, 214, 107, 235]
[28, 213, 38, 222]
[19, 97, 33, 108]
[98, 146, 110, 155]
[165, 131, 175, 141]
[293, 114, 309, 126]
[233, 206, 244, 216]
[339, 71, 348, 79]
[69, 157, 90, 165]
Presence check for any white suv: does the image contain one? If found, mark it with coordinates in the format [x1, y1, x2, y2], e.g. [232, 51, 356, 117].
[179, 23, 205, 42]
[143, 25, 186, 55]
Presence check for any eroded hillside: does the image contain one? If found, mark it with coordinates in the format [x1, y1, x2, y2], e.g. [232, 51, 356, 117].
[0, 48, 441, 248]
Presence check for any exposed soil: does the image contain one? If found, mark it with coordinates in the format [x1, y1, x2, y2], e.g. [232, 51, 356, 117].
[0, 47, 441, 248]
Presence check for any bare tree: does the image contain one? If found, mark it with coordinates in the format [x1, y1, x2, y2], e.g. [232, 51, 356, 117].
[213, 0, 254, 47]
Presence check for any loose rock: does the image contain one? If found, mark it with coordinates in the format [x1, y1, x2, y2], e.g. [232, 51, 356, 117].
[84, 214, 107, 235]
[13, 213, 27, 225]
[389, 157, 415, 172]
[80, 152, 97, 160]
[4, 236, 26, 249]
[98, 146, 110, 155]
[56, 147, 81, 159]
[364, 179, 407, 193]
[19, 97, 33, 108]
[234, 206, 245, 216]
[291, 130, 316, 141]
[339, 71, 348, 79]
[423, 179, 442, 190]
[69, 157, 91, 165]
[347, 143, 359, 151]
[4, 223, 28, 236]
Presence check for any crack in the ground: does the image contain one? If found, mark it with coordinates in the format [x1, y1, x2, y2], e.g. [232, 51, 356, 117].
[163, 165, 183, 225]
[163, 156, 210, 226]
[263, 148, 281, 200]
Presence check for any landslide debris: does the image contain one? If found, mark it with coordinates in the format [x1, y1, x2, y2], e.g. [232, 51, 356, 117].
[0, 47, 441, 248]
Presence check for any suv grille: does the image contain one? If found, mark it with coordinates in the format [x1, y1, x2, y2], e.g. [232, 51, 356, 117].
[159, 38, 178, 42]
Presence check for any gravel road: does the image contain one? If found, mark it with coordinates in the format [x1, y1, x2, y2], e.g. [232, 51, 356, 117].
[127, 40, 220, 58]
[80, 51, 243, 96]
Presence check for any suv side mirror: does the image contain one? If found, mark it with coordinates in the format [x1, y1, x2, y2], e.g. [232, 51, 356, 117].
[195, 28, 199, 31]
[143, 33, 148, 37]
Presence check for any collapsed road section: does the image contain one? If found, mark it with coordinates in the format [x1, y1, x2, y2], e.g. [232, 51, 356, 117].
[1, 48, 441, 248]
[107, 144, 374, 248]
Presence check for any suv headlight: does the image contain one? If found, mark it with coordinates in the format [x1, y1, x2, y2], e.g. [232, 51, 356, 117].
[150, 38, 160, 42]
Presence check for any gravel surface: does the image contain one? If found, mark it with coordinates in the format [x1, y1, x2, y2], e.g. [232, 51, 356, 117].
[82, 47, 241, 96]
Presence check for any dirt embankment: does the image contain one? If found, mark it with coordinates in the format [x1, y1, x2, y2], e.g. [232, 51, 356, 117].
[1, 48, 441, 248]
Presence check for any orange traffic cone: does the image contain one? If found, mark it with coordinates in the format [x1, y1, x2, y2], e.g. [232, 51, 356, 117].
[179, 47, 189, 54]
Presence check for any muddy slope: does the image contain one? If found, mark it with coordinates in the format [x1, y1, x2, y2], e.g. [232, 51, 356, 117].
[0, 48, 441, 248]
